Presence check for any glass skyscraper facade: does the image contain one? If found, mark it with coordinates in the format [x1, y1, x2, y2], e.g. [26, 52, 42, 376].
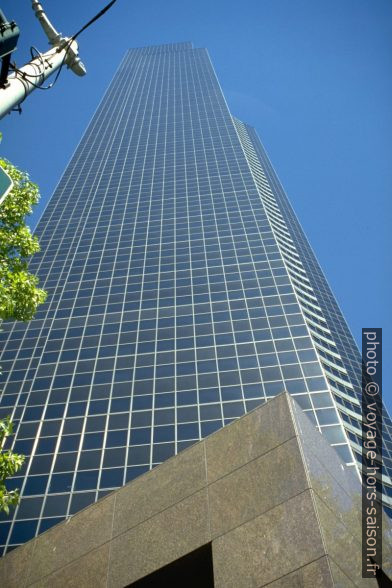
[1, 42, 391, 554]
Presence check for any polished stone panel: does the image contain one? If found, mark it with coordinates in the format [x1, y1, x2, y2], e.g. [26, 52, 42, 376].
[108, 488, 210, 588]
[299, 435, 362, 539]
[258, 556, 334, 587]
[127, 543, 214, 588]
[0, 539, 35, 588]
[27, 493, 115, 585]
[328, 560, 358, 588]
[209, 436, 308, 538]
[382, 512, 392, 579]
[212, 490, 325, 588]
[290, 396, 385, 585]
[205, 393, 296, 483]
[113, 442, 207, 537]
[314, 493, 375, 587]
[0, 393, 386, 587]
[28, 544, 110, 588]
[289, 397, 359, 498]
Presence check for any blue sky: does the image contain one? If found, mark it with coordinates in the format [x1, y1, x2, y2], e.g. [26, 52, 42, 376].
[1, 0, 391, 411]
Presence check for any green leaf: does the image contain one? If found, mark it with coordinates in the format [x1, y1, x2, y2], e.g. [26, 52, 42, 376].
[0, 150, 44, 514]
[0, 156, 46, 321]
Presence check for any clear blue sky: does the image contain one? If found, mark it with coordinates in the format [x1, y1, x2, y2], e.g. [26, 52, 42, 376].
[1, 0, 391, 411]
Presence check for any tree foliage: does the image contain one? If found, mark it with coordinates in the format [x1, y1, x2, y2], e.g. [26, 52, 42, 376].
[0, 417, 25, 514]
[0, 146, 46, 513]
[0, 156, 46, 321]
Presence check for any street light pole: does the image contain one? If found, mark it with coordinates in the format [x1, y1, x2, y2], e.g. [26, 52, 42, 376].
[0, 1, 86, 120]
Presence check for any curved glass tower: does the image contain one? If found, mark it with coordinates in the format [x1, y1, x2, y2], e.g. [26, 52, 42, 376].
[1, 42, 391, 554]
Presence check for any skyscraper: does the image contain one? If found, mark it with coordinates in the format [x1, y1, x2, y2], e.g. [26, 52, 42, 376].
[0, 42, 391, 554]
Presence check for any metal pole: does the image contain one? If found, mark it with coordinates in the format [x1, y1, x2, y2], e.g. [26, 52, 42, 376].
[0, 1, 86, 120]
[0, 46, 66, 120]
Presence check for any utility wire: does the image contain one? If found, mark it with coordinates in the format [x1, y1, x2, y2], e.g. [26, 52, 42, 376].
[51, 0, 119, 87]
[9, 39, 73, 91]
[9, 0, 119, 93]
[47, 0, 120, 88]
[70, 0, 118, 41]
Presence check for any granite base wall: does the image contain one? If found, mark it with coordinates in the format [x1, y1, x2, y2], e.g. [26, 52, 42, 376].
[0, 393, 389, 587]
